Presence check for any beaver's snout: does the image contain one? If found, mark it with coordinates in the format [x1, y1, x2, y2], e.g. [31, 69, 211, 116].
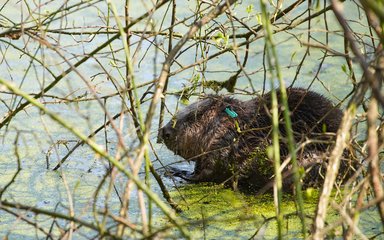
[158, 124, 174, 143]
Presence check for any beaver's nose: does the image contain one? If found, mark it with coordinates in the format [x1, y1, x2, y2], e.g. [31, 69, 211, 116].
[158, 125, 173, 143]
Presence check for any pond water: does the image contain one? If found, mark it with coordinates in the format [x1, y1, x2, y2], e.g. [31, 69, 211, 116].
[0, 0, 382, 239]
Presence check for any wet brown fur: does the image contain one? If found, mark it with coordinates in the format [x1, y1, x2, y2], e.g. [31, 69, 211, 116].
[159, 88, 356, 192]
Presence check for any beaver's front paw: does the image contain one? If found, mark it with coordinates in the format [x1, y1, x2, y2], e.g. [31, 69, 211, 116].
[165, 166, 196, 181]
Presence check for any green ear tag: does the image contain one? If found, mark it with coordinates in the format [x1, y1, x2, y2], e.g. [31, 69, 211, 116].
[225, 107, 238, 118]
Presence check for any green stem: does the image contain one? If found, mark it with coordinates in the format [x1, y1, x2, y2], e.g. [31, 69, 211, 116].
[260, 0, 306, 237]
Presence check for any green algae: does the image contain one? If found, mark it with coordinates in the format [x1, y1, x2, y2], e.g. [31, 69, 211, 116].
[167, 182, 384, 239]
[169, 183, 320, 239]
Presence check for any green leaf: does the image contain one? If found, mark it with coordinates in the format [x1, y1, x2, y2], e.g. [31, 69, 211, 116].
[246, 4, 254, 14]
[341, 64, 347, 74]
[256, 14, 262, 25]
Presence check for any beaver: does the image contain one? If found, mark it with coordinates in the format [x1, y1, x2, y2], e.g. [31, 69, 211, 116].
[158, 88, 356, 192]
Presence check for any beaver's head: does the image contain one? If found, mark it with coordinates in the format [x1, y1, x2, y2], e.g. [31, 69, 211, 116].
[158, 96, 243, 161]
